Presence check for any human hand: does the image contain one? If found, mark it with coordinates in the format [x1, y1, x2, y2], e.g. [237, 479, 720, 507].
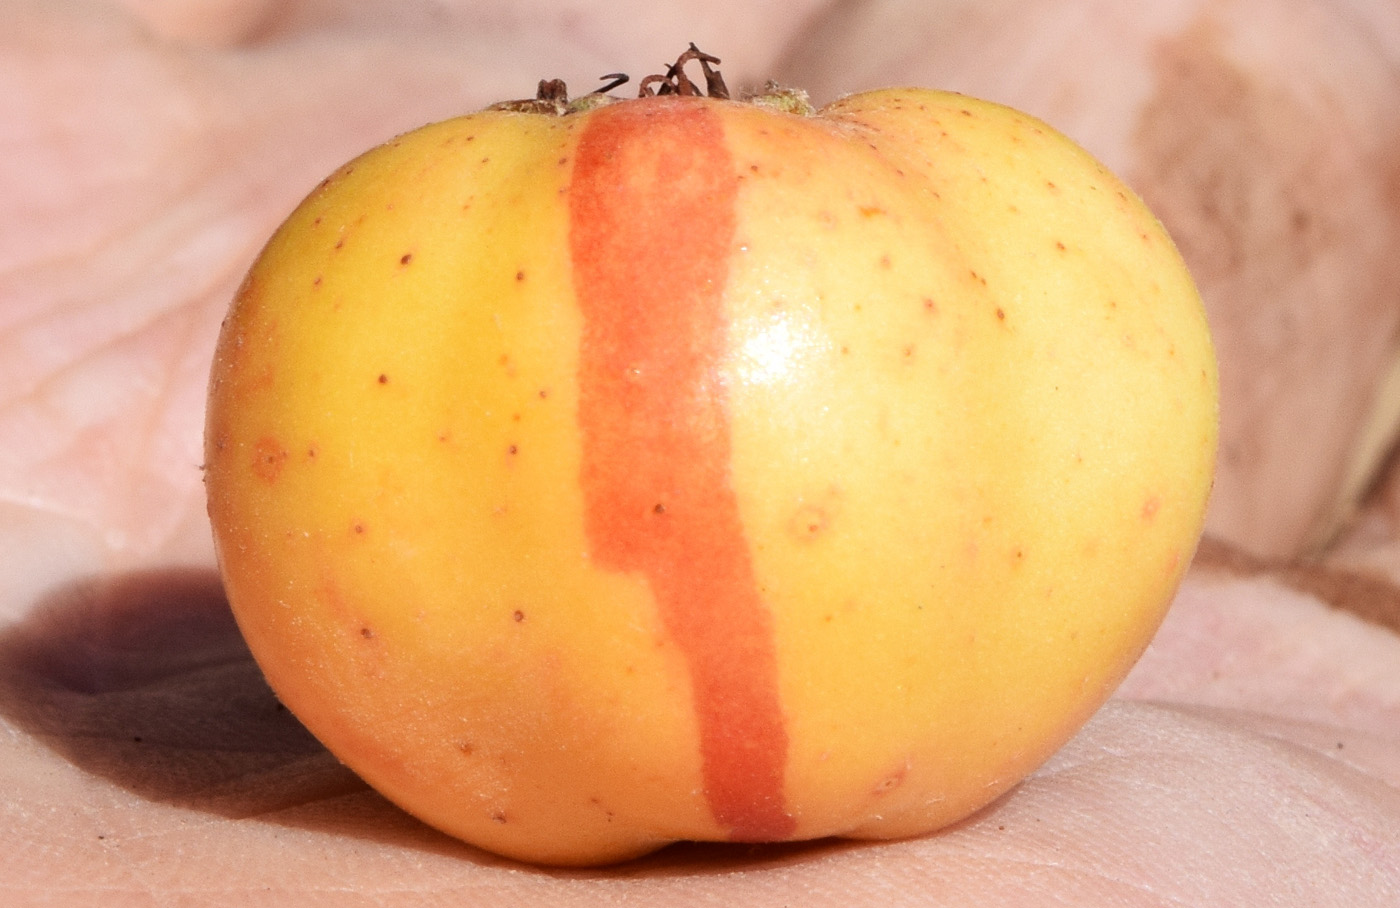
[3, 2, 1397, 903]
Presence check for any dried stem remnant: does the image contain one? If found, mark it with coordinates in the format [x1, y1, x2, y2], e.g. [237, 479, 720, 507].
[490, 44, 729, 115]
[638, 44, 730, 99]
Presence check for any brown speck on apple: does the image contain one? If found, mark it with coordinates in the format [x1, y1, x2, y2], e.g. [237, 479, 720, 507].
[251, 437, 288, 482]
[590, 797, 616, 822]
[788, 503, 832, 542]
[872, 762, 908, 795]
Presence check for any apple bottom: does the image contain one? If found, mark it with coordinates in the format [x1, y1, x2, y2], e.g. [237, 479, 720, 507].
[218, 491, 1185, 867]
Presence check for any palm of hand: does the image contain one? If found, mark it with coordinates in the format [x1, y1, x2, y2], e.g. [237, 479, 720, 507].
[2, 3, 1397, 904]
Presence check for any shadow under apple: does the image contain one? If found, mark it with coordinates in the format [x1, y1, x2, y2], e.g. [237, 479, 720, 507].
[0, 566, 879, 874]
[0, 569, 403, 829]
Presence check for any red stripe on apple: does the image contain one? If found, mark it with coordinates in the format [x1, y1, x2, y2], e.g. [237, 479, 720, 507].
[570, 96, 794, 840]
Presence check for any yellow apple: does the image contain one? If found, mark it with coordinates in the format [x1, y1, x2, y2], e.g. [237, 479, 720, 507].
[204, 75, 1217, 865]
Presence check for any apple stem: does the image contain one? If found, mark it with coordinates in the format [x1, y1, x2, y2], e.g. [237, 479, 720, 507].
[639, 44, 730, 100]
[489, 45, 735, 115]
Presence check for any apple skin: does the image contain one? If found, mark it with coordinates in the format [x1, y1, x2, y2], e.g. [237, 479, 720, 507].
[204, 89, 1217, 865]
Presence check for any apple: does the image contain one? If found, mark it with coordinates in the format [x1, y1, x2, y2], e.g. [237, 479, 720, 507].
[204, 58, 1217, 865]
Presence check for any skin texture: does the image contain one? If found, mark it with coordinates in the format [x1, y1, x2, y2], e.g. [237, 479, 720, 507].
[3, 0, 1399, 902]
